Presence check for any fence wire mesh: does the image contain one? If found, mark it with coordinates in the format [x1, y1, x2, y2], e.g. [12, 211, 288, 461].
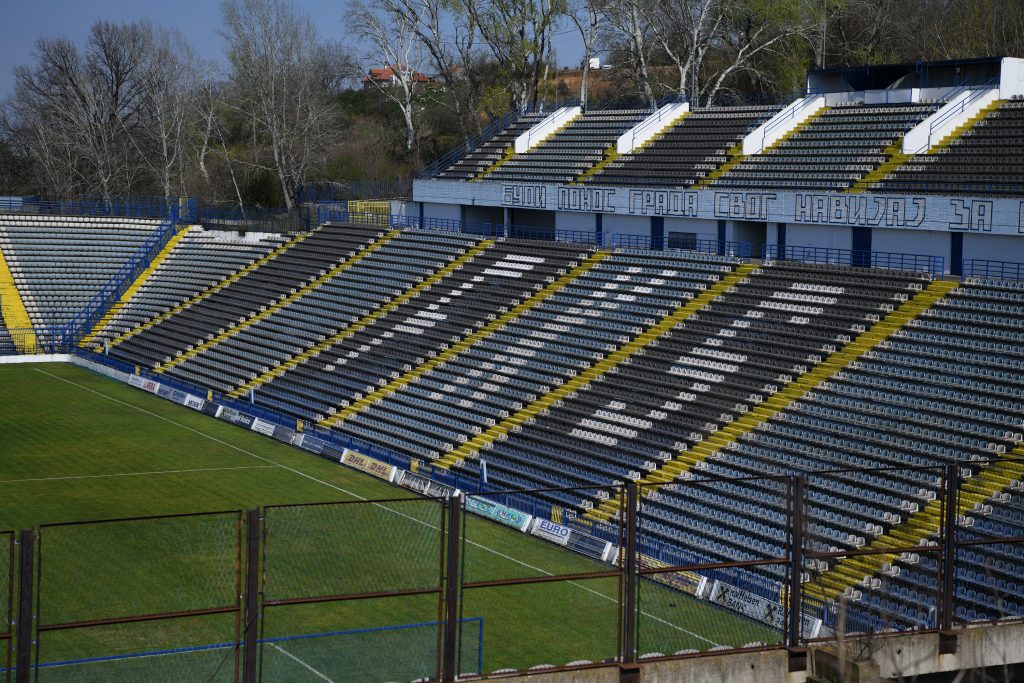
[33, 512, 242, 682]
[635, 477, 789, 656]
[0, 532, 11, 683]
[263, 499, 444, 602]
[260, 498, 447, 682]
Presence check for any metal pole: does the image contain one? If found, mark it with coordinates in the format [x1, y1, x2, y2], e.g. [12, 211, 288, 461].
[242, 510, 260, 683]
[787, 476, 806, 652]
[940, 464, 959, 633]
[15, 530, 33, 683]
[442, 493, 463, 682]
[622, 482, 639, 665]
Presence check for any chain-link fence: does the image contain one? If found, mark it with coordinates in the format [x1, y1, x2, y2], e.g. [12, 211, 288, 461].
[0, 532, 11, 683]
[261, 498, 448, 682]
[33, 512, 242, 682]
[4, 463, 1024, 681]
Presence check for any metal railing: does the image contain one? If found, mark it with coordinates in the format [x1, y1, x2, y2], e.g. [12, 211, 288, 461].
[3, 458, 1022, 680]
[907, 78, 1000, 154]
[962, 259, 1024, 281]
[763, 243, 945, 275]
[612, 233, 750, 258]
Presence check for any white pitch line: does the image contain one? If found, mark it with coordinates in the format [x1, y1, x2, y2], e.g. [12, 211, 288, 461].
[0, 465, 275, 484]
[34, 368, 721, 647]
[269, 643, 336, 682]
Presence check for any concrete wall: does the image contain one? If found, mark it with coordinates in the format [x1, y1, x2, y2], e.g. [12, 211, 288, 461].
[963, 233, 1024, 262]
[872, 228, 948, 258]
[556, 211, 598, 232]
[422, 202, 461, 221]
[786, 224, 852, 250]
[604, 214, 649, 237]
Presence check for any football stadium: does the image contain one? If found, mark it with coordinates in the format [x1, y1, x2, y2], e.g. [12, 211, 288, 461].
[2, 3, 1024, 682]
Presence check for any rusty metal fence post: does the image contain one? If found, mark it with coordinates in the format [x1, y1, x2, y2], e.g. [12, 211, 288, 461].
[442, 493, 463, 682]
[939, 464, 960, 653]
[621, 482, 639, 668]
[15, 530, 33, 683]
[242, 509, 260, 683]
[787, 476, 806, 670]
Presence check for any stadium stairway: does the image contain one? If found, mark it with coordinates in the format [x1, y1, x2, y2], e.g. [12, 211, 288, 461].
[805, 443, 1024, 604]
[0, 241, 35, 352]
[428, 262, 759, 469]
[78, 225, 193, 349]
[154, 229, 402, 374]
[228, 238, 497, 398]
[848, 139, 911, 193]
[315, 250, 611, 425]
[691, 144, 745, 189]
[707, 104, 826, 186]
[922, 98, 1003, 156]
[97, 228, 314, 352]
[572, 147, 620, 185]
[473, 112, 582, 182]
[586, 278, 959, 522]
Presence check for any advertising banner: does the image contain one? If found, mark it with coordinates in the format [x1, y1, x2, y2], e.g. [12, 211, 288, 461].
[639, 555, 707, 596]
[342, 450, 397, 482]
[707, 581, 822, 637]
[185, 395, 206, 411]
[566, 531, 614, 562]
[467, 497, 533, 532]
[530, 518, 572, 546]
[295, 434, 325, 454]
[250, 418, 277, 437]
[397, 470, 456, 498]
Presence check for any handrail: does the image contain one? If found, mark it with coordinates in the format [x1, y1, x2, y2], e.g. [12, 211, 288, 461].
[760, 89, 823, 140]
[763, 243, 944, 276]
[962, 259, 1024, 281]
[919, 77, 1000, 150]
[416, 110, 520, 179]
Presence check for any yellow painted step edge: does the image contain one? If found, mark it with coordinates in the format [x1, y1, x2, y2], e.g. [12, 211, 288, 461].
[79, 226, 194, 348]
[317, 250, 611, 425]
[432, 262, 759, 469]
[101, 228, 317, 351]
[0, 242, 36, 352]
[588, 278, 957, 521]
[230, 239, 498, 398]
[155, 230, 402, 374]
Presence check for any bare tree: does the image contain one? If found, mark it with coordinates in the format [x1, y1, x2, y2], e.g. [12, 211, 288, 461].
[348, 0, 426, 156]
[603, 0, 658, 107]
[220, 0, 343, 208]
[566, 0, 605, 107]
[143, 26, 200, 200]
[465, 0, 565, 113]
[648, 0, 723, 102]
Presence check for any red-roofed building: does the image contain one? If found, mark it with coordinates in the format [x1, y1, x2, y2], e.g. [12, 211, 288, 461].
[362, 65, 433, 89]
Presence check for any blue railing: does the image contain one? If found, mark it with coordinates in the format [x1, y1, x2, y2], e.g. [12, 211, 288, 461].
[962, 259, 1024, 281]
[611, 233, 750, 258]
[763, 244, 945, 276]
[0, 194, 180, 220]
[416, 111, 521, 179]
[296, 178, 412, 202]
[58, 220, 179, 350]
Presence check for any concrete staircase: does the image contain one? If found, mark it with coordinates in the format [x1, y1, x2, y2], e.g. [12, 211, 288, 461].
[229, 239, 497, 398]
[586, 278, 959, 522]
[431, 263, 759, 469]
[317, 251, 610, 424]
[79, 226, 194, 348]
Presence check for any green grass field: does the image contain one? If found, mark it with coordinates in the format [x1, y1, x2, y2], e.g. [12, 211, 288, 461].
[0, 362, 777, 681]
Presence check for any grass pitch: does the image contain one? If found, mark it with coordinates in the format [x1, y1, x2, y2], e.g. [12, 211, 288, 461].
[0, 362, 776, 680]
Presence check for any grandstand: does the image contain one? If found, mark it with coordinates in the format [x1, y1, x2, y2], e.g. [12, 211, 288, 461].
[2, 55, 1024, 683]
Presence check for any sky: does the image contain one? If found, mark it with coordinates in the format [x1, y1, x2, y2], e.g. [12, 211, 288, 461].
[0, 0, 586, 99]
